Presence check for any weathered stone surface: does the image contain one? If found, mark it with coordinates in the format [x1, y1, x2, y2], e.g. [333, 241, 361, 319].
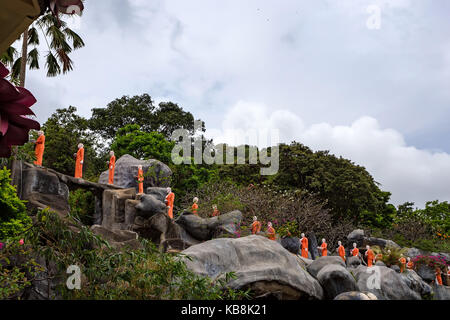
[433, 284, 450, 300]
[334, 291, 374, 300]
[307, 256, 346, 279]
[124, 199, 140, 227]
[21, 166, 70, 215]
[363, 237, 401, 249]
[98, 154, 172, 190]
[391, 265, 401, 273]
[146, 187, 169, 202]
[317, 264, 358, 299]
[307, 232, 319, 260]
[405, 247, 428, 258]
[347, 256, 362, 268]
[375, 261, 386, 267]
[416, 264, 436, 282]
[175, 210, 242, 241]
[91, 225, 141, 250]
[135, 194, 167, 219]
[182, 235, 324, 300]
[401, 270, 433, 298]
[279, 237, 300, 255]
[102, 188, 136, 230]
[347, 229, 365, 247]
[297, 256, 313, 266]
[352, 265, 421, 300]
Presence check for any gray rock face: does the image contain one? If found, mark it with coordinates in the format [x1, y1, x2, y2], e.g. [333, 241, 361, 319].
[416, 265, 436, 282]
[101, 188, 136, 230]
[352, 265, 421, 300]
[347, 229, 365, 247]
[334, 291, 373, 300]
[391, 265, 401, 273]
[146, 187, 169, 202]
[317, 264, 358, 299]
[363, 237, 401, 249]
[91, 225, 142, 250]
[375, 261, 386, 267]
[21, 166, 70, 215]
[280, 237, 300, 254]
[307, 256, 346, 279]
[135, 194, 167, 219]
[347, 256, 362, 268]
[182, 235, 324, 300]
[433, 284, 450, 300]
[405, 247, 428, 258]
[175, 210, 243, 241]
[307, 232, 319, 260]
[98, 154, 172, 190]
[401, 270, 433, 298]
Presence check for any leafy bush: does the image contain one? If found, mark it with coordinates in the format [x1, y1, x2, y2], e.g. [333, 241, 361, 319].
[0, 167, 31, 240]
[68, 189, 95, 226]
[412, 255, 449, 270]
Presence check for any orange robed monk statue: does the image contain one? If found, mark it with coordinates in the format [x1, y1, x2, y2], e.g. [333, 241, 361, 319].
[267, 222, 276, 240]
[406, 257, 414, 270]
[337, 241, 346, 262]
[351, 243, 359, 257]
[107, 151, 116, 185]
[399, 254, 407, 273]
[317, 238, 327, 257]
[33, 130, 45, 166]
[300, 233, 309, 258]
[165, 187, 175, 219]
[365, 245, 375, 267]
[212, 204, 220, 217]
[136, 165, 144, 194]
[251, 216, 262, 234]
[435, 267, 443, 286]
[74, 143, 84, 178]
[191, 197, 199, 215]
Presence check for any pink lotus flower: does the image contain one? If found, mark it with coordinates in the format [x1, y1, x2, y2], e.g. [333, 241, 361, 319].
[19, 239, 24, 245]
[0, 63, 40, 157]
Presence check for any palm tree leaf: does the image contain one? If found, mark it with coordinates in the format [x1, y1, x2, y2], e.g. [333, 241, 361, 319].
[45, 52, 61, 77]
[0, 46, 18, 66]
[27, 48, 40, 70]
[63, 28, 85, 50]
[27, 27, 40, 46]
[56, 49, 73, 74]
[37, 14, 66, 29]
[11, 57, 22, 79]
[47, 25, 72, 53]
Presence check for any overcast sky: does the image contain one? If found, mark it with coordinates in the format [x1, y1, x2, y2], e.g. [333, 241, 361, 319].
[24, 0, 450, 208]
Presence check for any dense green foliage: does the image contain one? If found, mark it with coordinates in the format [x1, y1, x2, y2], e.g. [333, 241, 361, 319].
[0, 168, 31, 240]
[68, 189, 95, 226]
[0, 208, 249, 300]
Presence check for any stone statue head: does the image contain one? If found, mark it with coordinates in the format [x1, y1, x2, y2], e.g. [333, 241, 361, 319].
[268, 222, 272, 227]
[301, 233, 305, 238]
[138, 165, 143, 170]
[166, 187, 172, 193]
[322, 238, 326, 243]
[110, 150, 114, 156]
[193, 197, 198, 203]
[366, 245, 370, 250]
[78, 143, 83, 149]
[353, 243, 357, 248]
[338, 241, 342, 245]
[253, 216, 257, 221]
[38, 130, 44, 136]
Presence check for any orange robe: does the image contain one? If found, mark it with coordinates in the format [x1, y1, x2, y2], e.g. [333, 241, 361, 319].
[320, 242, 328, 256]
[74, 147, 84, 178]
[407, 261, 414, 270]
[191, 203, 198, 215]
[375, 253, 383, 261]
[366, 249, 375, 267]
[33, 135, 45, 166]
[338, 245, 346, 261]
[137, 168, 144, 193]
[251, 221, 262, 234]
[436, 269, 443, 286]
[351, 248, 359, 257]
[212, 208, 220, 217]
[399, 257, 406, 273]
[166, 192, 175, 219]
[267, 226, 276, 240]
[301, 237, 308, 258]
[108, 155, 116, 184]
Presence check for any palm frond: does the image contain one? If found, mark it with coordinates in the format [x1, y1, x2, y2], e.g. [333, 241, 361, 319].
[37, 14, 66, 29]
[45, 52, 61, 77]
[27, 48, 40, 70]
[56, 49, 73, 74]
[63, 28, 85, 50]
[47, 25, 72, 53]
[27, 27, 40, 46]
[0, 46, 18, 66]
[11, 57, 22, 79]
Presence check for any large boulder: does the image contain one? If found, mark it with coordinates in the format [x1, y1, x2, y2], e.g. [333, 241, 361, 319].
[363, 237, 401, 249]
[352, 265, 421, 300]
[279, 237, 300, 254]
[135, 194, 167, 219]
[307, 232, 319, 260]
[405, 247, 428, 258]
[98, 154, 172, 190]
[91, 225, 142, 250]
[347, 256, 362, 268]
[182, 235, 324, 300]
[334, 291, 376, 300]
[433, 284, 450, 300]
[347, 229, 365, 247]
[20, 166, 70, 215]
[401, 270, 433, 298]
[416, 264, 436, 282]
[175, 210, 243, 241]
[317, 264, 358, 299]
[306, 256, 346, 279]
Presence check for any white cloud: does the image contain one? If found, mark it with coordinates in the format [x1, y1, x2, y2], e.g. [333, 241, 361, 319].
[207, 101, 450, 207]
